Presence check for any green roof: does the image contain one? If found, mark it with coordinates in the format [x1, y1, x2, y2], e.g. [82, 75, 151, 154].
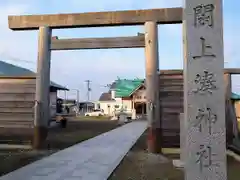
[231, 92, 240, 100]
[0, 60, 68, 90]
[112, 77, 240, 100]
[0, 60, 35, 76]
[114, 79, 144, 98]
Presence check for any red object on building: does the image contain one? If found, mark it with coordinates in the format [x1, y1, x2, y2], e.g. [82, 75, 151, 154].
[52, 36, 58, 40]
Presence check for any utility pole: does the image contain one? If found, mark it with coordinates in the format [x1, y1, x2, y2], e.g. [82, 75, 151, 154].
[85, 80, 91, 101]
[64, 90, 67, 103]
[85, 80, 91, 112]
[72, 89, 80, 116]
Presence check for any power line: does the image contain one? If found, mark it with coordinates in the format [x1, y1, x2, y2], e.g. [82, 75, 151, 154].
[0, 53, 35, 64]
[91, 83, 111, 88]
[0, 52, 72, 78]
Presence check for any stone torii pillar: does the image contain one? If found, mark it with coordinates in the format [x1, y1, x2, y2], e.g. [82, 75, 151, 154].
[145, 21, 161, 153]
[33, 26, 52, 149]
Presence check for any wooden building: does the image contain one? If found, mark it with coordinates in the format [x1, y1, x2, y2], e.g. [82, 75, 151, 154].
[159, 69, 240, 148]
[0, 61, 68, 131]
[98, 79, 146, 116]
[97, 68, 239, 148]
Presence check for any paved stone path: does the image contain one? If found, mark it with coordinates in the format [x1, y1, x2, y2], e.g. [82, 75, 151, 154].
[0, 121, 147, 180]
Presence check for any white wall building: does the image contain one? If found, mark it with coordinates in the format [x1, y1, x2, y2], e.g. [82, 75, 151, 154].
[98, 80, 146, 117]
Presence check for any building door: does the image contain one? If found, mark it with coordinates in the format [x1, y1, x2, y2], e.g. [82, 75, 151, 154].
[135, 103, 146, 115]
[107, 105, 110, 115]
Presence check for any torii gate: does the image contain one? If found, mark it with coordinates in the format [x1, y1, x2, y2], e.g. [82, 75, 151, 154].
[8, 0, 228, 179]
[8, 7, 182, 152]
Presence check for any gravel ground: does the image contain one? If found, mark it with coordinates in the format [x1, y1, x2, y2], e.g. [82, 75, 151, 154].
[108, 131, 184, 180]
[109, 131, 240, 180]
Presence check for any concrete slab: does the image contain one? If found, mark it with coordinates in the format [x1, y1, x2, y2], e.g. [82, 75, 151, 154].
[0, 144, 31, 150]
[172, 159, 184, 169]
[0, 120, 147, 180]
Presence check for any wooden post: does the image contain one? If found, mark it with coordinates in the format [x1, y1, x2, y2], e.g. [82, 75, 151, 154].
[145, 21, 161, 153]
[225, 73, 239, 142]
[224, 73, 232, 100]
[180, 113, 185, 163]
[183, 0, 227, 179]
[33, 26, 52, 149]
[224, 73, 233, 145]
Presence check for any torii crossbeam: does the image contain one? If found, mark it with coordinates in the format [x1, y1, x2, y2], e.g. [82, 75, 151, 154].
[8, 8, 183, 151]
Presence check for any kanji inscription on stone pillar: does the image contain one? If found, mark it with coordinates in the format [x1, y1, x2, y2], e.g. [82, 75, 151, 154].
[183, 0, 227, 179]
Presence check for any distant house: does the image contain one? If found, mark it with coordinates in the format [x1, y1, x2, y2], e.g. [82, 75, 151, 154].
[79, 101, 95, 113]
[97, 79, 146, 116]
[63, 99, 76, 106]
[0, 60, 68, 128]
[98, 92, 116, 116]
[98, 77, 240, 119]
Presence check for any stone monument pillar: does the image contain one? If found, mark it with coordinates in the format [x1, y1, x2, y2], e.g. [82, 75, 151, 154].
[183, 0, 227, 179]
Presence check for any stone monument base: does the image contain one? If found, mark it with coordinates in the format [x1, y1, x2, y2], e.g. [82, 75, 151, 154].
[172, 159, 184, 169]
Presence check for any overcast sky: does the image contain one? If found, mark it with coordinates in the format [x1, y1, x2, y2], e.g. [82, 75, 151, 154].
[0, 0, 239, 101]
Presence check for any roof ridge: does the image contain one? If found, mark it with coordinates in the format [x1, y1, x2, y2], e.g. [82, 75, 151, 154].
[0, 60, 68, 90]
[0, 60, 34, 74]
[114, 79, 144, 98]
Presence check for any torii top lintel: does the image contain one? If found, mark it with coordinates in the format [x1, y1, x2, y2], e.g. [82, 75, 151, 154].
[8, 7, 182, 30]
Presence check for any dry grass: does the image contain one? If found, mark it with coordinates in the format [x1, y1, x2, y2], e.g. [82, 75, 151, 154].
[0, 149, 56, 176]
[74, 115, 111, 121]
[46, 119, 118, 150]
[0, 119, 119, 176]
[227, 155, 240, 180]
